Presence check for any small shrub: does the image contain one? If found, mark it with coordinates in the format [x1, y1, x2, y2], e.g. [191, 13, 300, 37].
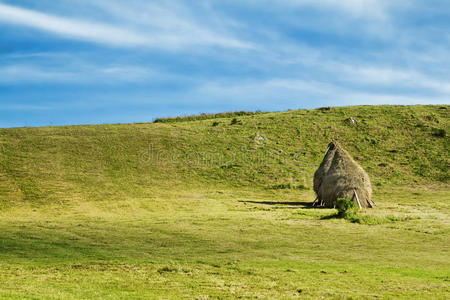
[318, 107, 331, 111]
[424, 114, 439, 123]
[212, 121, 219, 127]
[158, 266, 178, 274]
[230, 118, 239, 125]
[220, 164, 240, 169]
[335, 198, 354, 215]
[335, 198, 360, 222]
[364, 136, 378, 145]
[295, 184, 308, 190]
[271, 183, 292, 189]
[431, 127, 446, 137]
[269, 183, 309, 190]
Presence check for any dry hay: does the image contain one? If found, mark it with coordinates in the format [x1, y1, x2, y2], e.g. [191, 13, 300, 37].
[313, 141, 373, 208]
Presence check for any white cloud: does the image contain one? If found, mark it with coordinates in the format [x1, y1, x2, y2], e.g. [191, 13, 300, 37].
[0, 65, 77, 83]
[337, 66, 450, 95]
[278, 0, 389, 19]
[89, 0, 252, 49]
[0, 64, 164, 84]
[192, 76, 449, 108]
[0, 3, 250, 49]
[0, 3, 149, 47]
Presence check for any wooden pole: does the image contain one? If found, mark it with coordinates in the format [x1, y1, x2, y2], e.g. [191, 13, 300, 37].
[324, 146, 331, 157]
[353, 189, 362, 209]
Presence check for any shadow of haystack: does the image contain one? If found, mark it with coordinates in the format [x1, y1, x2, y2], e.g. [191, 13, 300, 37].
[313, 141, 375, 208]
[238, 200, 313, 209]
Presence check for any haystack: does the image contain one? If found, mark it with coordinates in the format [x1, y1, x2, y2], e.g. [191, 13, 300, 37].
[313, 141, 374, 208]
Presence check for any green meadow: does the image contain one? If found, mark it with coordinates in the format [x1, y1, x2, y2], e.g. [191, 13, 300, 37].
[0, 105, 449, 299]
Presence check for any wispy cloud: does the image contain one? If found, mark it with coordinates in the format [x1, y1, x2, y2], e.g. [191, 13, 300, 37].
[338, 66, 450, 95]
[0, 65, 77, 83]
[0, 2, 250, 49]
[90, 0, 251, 49]
[0, 3, 149, 47]
[0, 63, 167, 84]
[193, 77, 449, 108]
[278, 0, 389, 19]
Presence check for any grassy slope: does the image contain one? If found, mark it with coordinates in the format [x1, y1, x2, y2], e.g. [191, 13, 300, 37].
[0, 105, 449, 299]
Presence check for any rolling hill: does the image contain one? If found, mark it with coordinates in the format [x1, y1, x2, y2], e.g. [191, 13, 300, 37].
[0, 105, 448, 299]
[0, 105, 448, 207]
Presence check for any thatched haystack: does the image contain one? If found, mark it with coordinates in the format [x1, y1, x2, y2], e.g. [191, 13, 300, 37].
[313, 141, 374, 208]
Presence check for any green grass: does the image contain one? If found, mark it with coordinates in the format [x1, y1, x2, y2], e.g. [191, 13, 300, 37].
[0, 105, 449, 299]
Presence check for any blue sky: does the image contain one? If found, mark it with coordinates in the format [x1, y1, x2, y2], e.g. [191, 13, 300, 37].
[0, 0, 449, 127]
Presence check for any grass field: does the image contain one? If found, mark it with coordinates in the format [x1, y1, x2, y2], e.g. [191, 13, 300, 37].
[0, 105, 449, 299]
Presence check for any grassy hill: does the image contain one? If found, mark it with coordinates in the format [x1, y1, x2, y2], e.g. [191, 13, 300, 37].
[0, 105, 448, 207]
[0, 105, 449, 299]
